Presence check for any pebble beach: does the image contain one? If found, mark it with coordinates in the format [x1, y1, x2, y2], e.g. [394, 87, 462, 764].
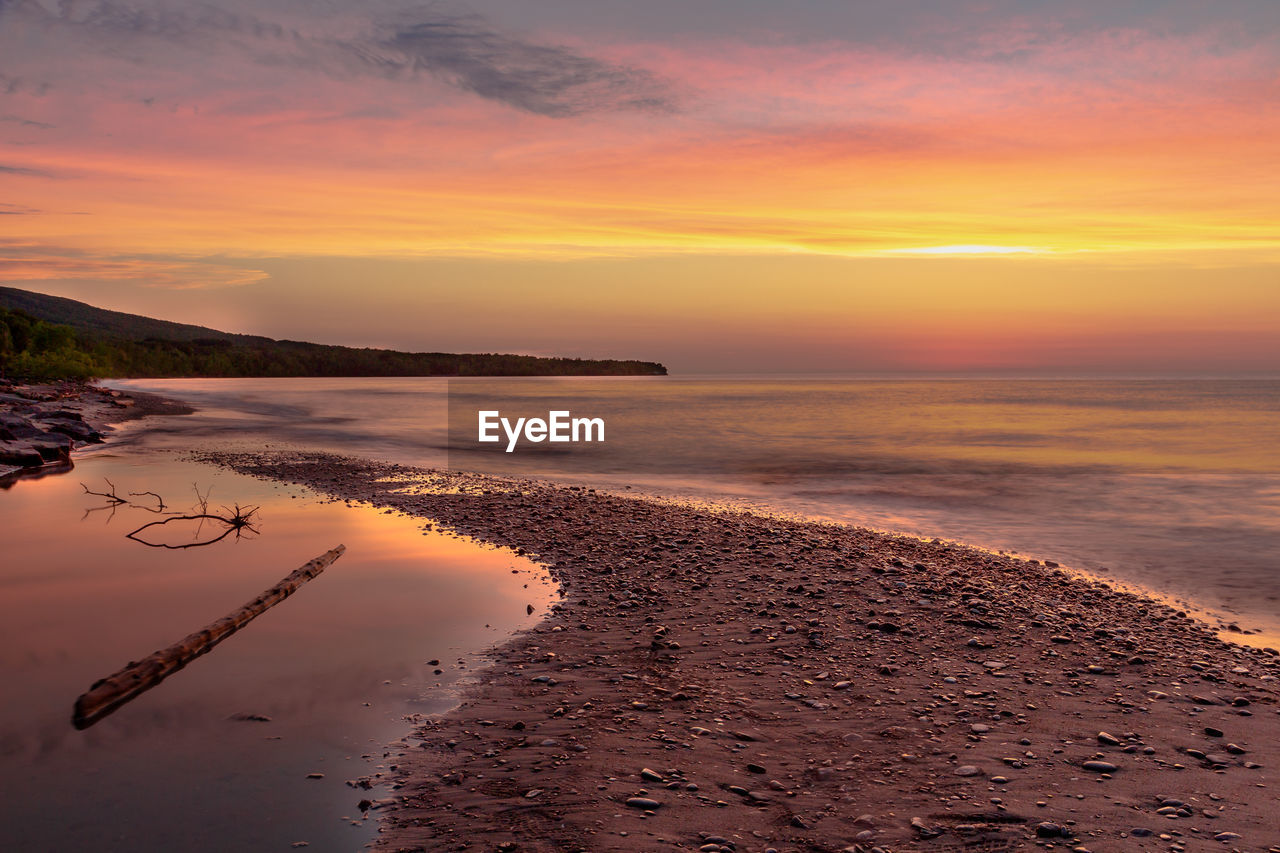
[204, 450, 1280, 853]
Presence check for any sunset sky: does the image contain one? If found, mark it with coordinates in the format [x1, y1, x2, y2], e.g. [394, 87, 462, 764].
[1, 0, 1277, 373]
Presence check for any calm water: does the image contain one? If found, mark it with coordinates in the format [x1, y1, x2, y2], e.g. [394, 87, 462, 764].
[0, 444, 554, 852]
[110, 376, 1280, 640]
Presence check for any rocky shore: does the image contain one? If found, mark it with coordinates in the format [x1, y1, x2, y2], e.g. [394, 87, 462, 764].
[0, 380, 191, 483]
[205, 451, 1280, 853]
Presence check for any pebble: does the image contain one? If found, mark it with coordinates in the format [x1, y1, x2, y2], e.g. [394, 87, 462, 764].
[625, 797, 661, 810]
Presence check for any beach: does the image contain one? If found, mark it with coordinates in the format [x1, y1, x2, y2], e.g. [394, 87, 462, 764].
[206, 450, 1280, 853]
[6, 1, 1276, 847]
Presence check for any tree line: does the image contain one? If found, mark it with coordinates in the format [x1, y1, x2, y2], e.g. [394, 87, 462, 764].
[0, 307, 666, 380]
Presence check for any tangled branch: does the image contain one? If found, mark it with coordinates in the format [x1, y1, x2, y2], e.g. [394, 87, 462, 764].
[125, 504, 260, 549]
[80, 479, 261, 548]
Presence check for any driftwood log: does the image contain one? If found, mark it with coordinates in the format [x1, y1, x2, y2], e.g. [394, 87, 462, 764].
[73, 545, 346, 730]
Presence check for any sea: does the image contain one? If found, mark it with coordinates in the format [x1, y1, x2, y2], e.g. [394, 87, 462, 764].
[111, 375, 1280, 638]
[1, 375, 1277, 851]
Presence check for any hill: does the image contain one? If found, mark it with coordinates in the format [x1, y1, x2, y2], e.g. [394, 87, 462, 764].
[0, 286, 274, 346]
[0, 287, 667, 380]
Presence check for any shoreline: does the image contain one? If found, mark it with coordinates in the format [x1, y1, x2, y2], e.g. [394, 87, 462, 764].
[204, 450, 1280, 853]
[0, 380, 193, 485]
[561, 485, 1280, 653]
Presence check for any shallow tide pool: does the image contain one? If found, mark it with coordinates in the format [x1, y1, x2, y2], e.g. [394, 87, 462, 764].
[0, 444, 554, 852]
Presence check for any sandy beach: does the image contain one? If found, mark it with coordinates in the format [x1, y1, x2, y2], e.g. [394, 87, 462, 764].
[200, 450, 1280, 853]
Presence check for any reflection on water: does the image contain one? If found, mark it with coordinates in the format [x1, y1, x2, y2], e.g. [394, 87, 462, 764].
[110, 376, 1280, 636]
[0, 447, 554, 853]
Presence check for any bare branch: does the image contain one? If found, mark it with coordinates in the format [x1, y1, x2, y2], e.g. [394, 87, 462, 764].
[127, 491, 167, 512]
[81, 479, 127, 505]
[80, 480, 260, 548]
[125, 506, 260, 549]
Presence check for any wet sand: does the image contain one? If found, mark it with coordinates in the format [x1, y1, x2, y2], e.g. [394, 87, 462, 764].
[203, 450, 1279, 853]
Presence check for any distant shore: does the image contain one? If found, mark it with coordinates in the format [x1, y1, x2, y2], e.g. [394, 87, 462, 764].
[206, 450, 1280, 853]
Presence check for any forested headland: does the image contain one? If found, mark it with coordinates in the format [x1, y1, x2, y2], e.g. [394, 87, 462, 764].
[0, 288, 667, 380]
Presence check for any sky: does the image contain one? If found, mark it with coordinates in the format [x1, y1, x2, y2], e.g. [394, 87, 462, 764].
[1, 0, 1277, 374]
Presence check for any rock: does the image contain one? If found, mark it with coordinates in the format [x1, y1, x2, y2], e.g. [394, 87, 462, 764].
[639, 768, 663, 782]
[954, 765, 983, 777]
[1082, 760, 1117, 773]
[46, 420, 98, 442]
[1097, 732, 1122, 746]
[29, 435, 71, 461]
[910, 817, 942, 838]
[0, 442, 43, 467]
[1036, 822, 1066, 838]
[625, 797, 660, 810]
[0, 417, 42, 440]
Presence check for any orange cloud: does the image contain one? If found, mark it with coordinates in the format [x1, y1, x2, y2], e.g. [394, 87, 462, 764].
[0, 243, 268, 289]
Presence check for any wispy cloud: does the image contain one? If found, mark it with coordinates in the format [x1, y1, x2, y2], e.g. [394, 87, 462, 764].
[0, 163, 55, 177]
[370, 13, 676, 117]
[0, 0, 677, 117]
[0, 243, 268, 289]
[0, 114, 54, 129]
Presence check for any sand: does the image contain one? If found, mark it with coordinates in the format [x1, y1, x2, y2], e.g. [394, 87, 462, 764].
[201, 450, 1280, 853]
